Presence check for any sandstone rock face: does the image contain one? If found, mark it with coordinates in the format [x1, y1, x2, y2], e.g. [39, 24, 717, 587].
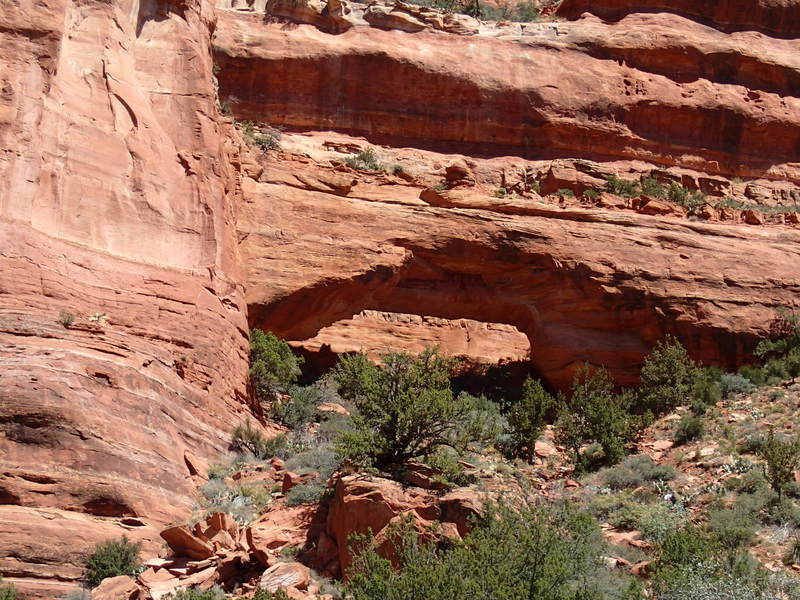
[293, 310, 531, 367]
[239, 154, 800, 391]
[0, 0, 253, 594]
[556, 0, 800, 38]
[213, 10, 800, 182]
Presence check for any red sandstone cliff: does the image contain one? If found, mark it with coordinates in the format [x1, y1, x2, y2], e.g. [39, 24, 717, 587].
[0, 0, 253, 595]
[1, 0, 800, 595]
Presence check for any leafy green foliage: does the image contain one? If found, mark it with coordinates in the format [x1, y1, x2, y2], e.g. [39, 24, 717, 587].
[166, 586, 225, 600]
[605, 175, 641, 197]
[332, 348, 502, 470]
[0, 577, 17, 600]
[345, 503, 642, 600]
[237, 121, 281, 151]
[57, 310, 75, 328]
[250, 329, 304, 399]
[230, 420, 287, 460]
[270, 384, 321, 429]
[639, 336, 699, 414]
[555, 365, 649, 470]
[85, 536, 142, 588]
[344, 147, 382, 171]
[507, 377, 554, 461]
[758, 428, 800, 499]
[600, 455, 676, 490]
[286, 481, 327, 506]
[252, 589, 291, 600]
[719, 373, 757, 397]
[674, 414, 704, 445]
[604, 176, 705, 211]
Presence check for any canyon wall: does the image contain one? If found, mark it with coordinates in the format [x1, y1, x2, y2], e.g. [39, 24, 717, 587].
[1, 0, 800, 595]
[0, 0, 253, 595]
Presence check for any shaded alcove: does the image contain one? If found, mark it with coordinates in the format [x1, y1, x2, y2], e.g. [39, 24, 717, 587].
[247, 236, 754, 393]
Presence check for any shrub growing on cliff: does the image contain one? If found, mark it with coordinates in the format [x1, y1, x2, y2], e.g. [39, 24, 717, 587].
[344, 147, 382, 172]
[639, 336, 699, 414]
[0, 577, 16, 600]
[250, 329, 303, 400]
[230, 420, 288, 460]
[554, 365, 649, 470]
[345, 503, 642, 600]
[506, 376, 554, 461]
[332, 347, 502, 471]
[85, 536, 142, 588]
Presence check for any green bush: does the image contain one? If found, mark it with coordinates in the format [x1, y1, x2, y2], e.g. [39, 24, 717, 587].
[344, 147, 382, 171]
[556, 188, 575, 197]
[0, 577, 16, 600]
[639, 336, 699, 414]
[250, 329, 303, 399]
[271, 384, 321, 429]
[85, 536, 142, 588]
[758, 428, 800, 499]
[506, 377, 554, 461]
[784, 537, 800, 566]
[423, 448, 474, 486]
[286, 481, 327, 506]
[600, 455, 676, 490]
[655, 526, 714, 574]
[691, 367, 722, 413]
[166, 586, 225, 600]
[605, 175, 640, 197]
[345, 503, 642, 600]
[708, 506, 757, 550]
[674, 414, 704, 445]
[332, 348, 503, 471]
[719, 373, 756, 398]
[584, 189, 600, 200]
[230, 420, 288, 460]
[555, 365, 649, 470]
[252, 589, 291, 600]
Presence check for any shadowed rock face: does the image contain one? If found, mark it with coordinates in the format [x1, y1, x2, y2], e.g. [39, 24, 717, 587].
[0, 0, 252, 594]
[239, 155, 800, 392]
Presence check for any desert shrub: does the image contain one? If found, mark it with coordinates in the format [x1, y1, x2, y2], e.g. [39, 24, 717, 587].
[639, 336, 699, 414]
[332, 348, 503, 471]
[0, 577, 16, 600]
[764, 496, 800, 527]
[231, 420, 288, 460]
[737, 433, 766, 455]
[556, 188, 575, 197]
[251, 127, 281, 151]
[720, 373, 757, 398]
[250, 329, 303, 401]
[506, 376, 554, 461]
[252, 589, 291, 600]
[423, 448, 474, 486]
[610, 503, 683, 543]
[345, 503, 642, 600]
[674, 414, 704, 445]
[286, 481, 327, 506]
[344, 147, 382, 171]
[605, 175, 640, 197]
[285, 444, 339, 480]
[784, 481, 800, 499]
[739, 364, 767, 387]
[85, 536, 142, 588]
[758, 428, 800, 499]
[655, 526, 714, 575]
[709, 506, 757, 550]
[166, 586, 225, 600]
[493, 187, 507, 198]
[756, 309, 800, 364]
[584, 189, 600, 200]
[784, 537, 800, 565]
[664, 182, 705, 211]
[57, 310, 75, 328]
[555, 365, 649, 470]
[727, 469, 768, 494]
[270, 384, 321, 429]
[655, 564, 792, 600]
[600, 455, 676, 490]
[691, 368, 722, 413]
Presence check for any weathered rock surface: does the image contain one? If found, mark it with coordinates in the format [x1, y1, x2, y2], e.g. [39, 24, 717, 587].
[213, 9, 800, 182]
[240, 154, 800, 391]
[556, 0, 800, 38]
[0, 0, 253, 594]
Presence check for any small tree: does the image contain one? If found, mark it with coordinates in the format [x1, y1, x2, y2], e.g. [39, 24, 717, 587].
[0, 576, 16, 600]
[85, 536, 142, 587]
[758, 427, 800, 500]
[640, 335, 699, 414]
[333, 348, 501, 471]
[507, 377, 554, 461]
[250, 329, 303, 401]
[555, 365, 648, 471]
